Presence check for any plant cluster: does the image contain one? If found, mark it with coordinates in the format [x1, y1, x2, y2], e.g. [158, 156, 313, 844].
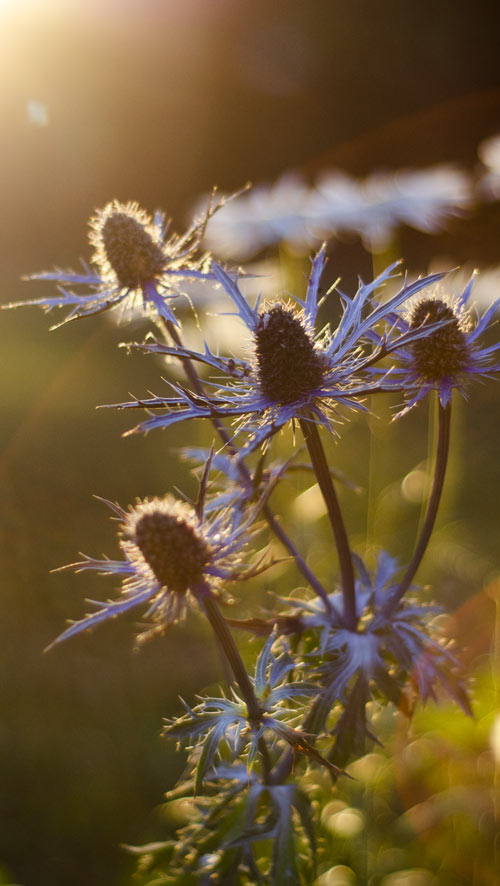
[6, 196, 500, 884]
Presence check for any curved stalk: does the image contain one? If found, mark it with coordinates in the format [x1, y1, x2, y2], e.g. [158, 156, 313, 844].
[299, 415, 357, 630]
[385, 399, 451, 615]
[261, 507, 332, 610]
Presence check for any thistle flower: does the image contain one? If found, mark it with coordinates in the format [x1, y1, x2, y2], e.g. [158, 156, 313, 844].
[272, 551, 471, 767]
[48, 494, 259, 648]
[113, 250, 446, 455]
[378, 277, 500, 411]
[5, 198, 223, 328]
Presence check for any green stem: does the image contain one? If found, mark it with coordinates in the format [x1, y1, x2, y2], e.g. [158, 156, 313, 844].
[385, 398, 451, 614]
[299, 415, 357, 630]
[198, 590, 271, 783]
[199, 592, 260, 718]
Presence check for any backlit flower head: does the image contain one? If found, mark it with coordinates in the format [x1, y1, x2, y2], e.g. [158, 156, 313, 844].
[90, 200, 168, 291]
[112, 249, 446, 455]
[379, 277, 500, 412]
[407, 296, 472, 384]
[6, 196, 226, 328]
[275, 551, 471, 747]
[48, 493, 259, 648]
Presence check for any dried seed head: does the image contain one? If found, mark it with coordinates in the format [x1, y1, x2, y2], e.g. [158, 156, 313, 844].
[254, 305, 325, 404]
[409, 297, 471, 382]
[125, 500, 211, 592]
[90, 201, 166, 289]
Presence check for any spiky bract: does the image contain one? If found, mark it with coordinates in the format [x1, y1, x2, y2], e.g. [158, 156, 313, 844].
[48, 494, 255, 648]
[112, 249, 447, 455]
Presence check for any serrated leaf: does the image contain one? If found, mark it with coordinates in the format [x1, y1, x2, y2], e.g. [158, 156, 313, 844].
[255, 630, 277, 696]
[195, 719, 231, 793]
[268, 682, 318, 704]
[269, 650, 296, 688]
[328, 676, 370, 770]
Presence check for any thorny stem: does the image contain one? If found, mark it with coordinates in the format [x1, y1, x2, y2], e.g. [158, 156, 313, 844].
[157, 315, 331, 609]
[198, 590, 271, 783]
[384, 399, 451, 615]
[299, 415, 357, 631]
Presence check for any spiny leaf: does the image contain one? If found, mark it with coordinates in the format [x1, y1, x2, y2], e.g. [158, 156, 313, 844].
[195, 719, 236, 793]
[255, 629, 277, 696]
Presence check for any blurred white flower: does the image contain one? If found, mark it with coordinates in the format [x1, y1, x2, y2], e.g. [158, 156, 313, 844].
[202, 175, 317, 258]
[200, 165, 472, 259]
[477, 132, 500, 199]
[366, 166, 471, 236]
[311, 172, 385, 245]
[310, 166, 472, 250]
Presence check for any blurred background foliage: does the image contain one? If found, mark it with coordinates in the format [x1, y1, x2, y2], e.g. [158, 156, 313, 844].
[1, 1, 500, 883]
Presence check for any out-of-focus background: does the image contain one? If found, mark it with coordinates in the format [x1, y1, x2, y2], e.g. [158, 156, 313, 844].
[1, 1, 500, 884]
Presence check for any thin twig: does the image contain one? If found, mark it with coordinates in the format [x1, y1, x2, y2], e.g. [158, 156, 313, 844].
[384, 398, 451, 614]
[299, 415, 357, 630]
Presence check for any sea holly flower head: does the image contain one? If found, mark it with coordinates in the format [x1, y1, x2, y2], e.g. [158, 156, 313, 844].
[114, 249, 446, 455]
[271, 552, 471, 746]
[122, 497, 213, 595]
[408, 295, 473, 384]
[48, 493, 260, 648]
[254, 303, 326, 404]
[89, 200, 169, 292]
[5, 196, 226, 328]
[378, 276, 500, 411]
